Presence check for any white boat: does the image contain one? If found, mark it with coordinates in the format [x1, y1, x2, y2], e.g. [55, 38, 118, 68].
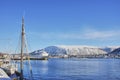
[30, 50, 48, 60]
[0, 68, 11, 80]
[0, 54, 18, 75]
[0, 57, 19, 80]
[1, 64, 17, 75]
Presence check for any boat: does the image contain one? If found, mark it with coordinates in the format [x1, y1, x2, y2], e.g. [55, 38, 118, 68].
[19, 16, 33, 80]
[0, 17, 32, 80]
[30, 50, 48, 60]
[0, 68, 11, 80]
[0, 54, 20, 80]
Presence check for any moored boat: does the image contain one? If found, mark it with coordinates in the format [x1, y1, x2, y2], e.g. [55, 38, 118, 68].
[30, 50, 48, 60]
[0, 68, 11, 80]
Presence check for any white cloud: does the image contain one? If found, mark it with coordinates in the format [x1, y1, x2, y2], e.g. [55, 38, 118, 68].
[83, 29, 120, 40]
[28, 28, 120, 40]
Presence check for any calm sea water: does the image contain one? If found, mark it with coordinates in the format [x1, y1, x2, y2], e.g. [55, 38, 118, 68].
[20, 58, 120, 80]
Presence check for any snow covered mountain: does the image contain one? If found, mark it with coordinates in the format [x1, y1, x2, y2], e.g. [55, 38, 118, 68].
[32, 45, 107, 56]
[101, 47, 119, 53]
[109, 47, 120, 54]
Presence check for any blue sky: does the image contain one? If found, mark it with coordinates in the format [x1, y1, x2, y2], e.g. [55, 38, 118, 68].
[0, 0, 120, 52]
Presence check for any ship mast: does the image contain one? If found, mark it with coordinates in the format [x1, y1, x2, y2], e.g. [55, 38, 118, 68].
[20, 16, 25, 80]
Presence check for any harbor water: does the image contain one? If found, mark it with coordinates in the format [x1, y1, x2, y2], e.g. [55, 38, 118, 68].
[20, 58, 120, 80]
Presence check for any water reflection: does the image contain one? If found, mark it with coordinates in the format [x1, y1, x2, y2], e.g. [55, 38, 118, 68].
[22, 59, 120, 80]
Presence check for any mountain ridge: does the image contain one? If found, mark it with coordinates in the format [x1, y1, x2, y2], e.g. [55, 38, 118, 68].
[31, 45, 119, 56]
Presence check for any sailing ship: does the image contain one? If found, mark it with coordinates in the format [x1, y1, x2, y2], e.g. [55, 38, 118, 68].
[0, 17, 32, 80]
[19, 16, 33, 80]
